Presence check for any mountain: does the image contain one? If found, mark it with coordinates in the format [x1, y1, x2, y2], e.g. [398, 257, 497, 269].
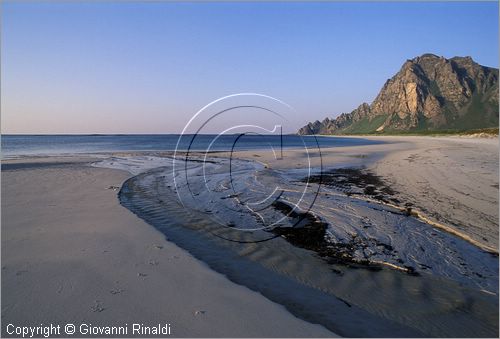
[298, 54, 499, 135]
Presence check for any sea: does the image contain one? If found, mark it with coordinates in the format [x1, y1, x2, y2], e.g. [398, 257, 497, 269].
[1, 134, 383, 158]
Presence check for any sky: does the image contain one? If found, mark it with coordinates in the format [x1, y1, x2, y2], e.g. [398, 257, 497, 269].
[1, 1, 498, 134]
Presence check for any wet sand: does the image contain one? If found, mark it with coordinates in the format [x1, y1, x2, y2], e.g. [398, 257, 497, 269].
[1, 159, 335, 337]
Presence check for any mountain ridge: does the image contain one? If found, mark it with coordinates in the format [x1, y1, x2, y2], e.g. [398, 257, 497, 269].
[298, 54, 499, 135]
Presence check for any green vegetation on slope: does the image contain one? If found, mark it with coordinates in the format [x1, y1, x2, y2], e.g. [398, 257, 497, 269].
[344, 127, 499, 136]
[450, 94, 499, 130]
[340, 114, 388, 134]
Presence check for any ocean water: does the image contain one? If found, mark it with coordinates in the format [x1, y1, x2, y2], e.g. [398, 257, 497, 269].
[1, 134, 383, 158]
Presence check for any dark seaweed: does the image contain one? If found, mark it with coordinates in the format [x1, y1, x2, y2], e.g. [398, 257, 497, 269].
[303, 167, 399, 204]
[270, 200, 405, 272]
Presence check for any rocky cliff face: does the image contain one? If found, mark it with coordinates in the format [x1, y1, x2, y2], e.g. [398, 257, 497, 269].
[298, 54, 499, 134]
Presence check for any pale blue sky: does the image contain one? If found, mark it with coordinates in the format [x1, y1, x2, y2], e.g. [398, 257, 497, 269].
[1, 2, 498, 134]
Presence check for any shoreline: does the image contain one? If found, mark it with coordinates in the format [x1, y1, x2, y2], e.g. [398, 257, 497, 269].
[5, 135, 497, 258]
[4, 135, 498, 264]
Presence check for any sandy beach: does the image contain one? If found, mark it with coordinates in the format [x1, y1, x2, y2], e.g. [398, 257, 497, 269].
[371, 136, 499, 251]
[2, 135, 498, 337]
[1, 158, 335, 337]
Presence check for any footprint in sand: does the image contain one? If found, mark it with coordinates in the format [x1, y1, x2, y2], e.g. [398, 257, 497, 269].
[91, 301, 105, 313]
